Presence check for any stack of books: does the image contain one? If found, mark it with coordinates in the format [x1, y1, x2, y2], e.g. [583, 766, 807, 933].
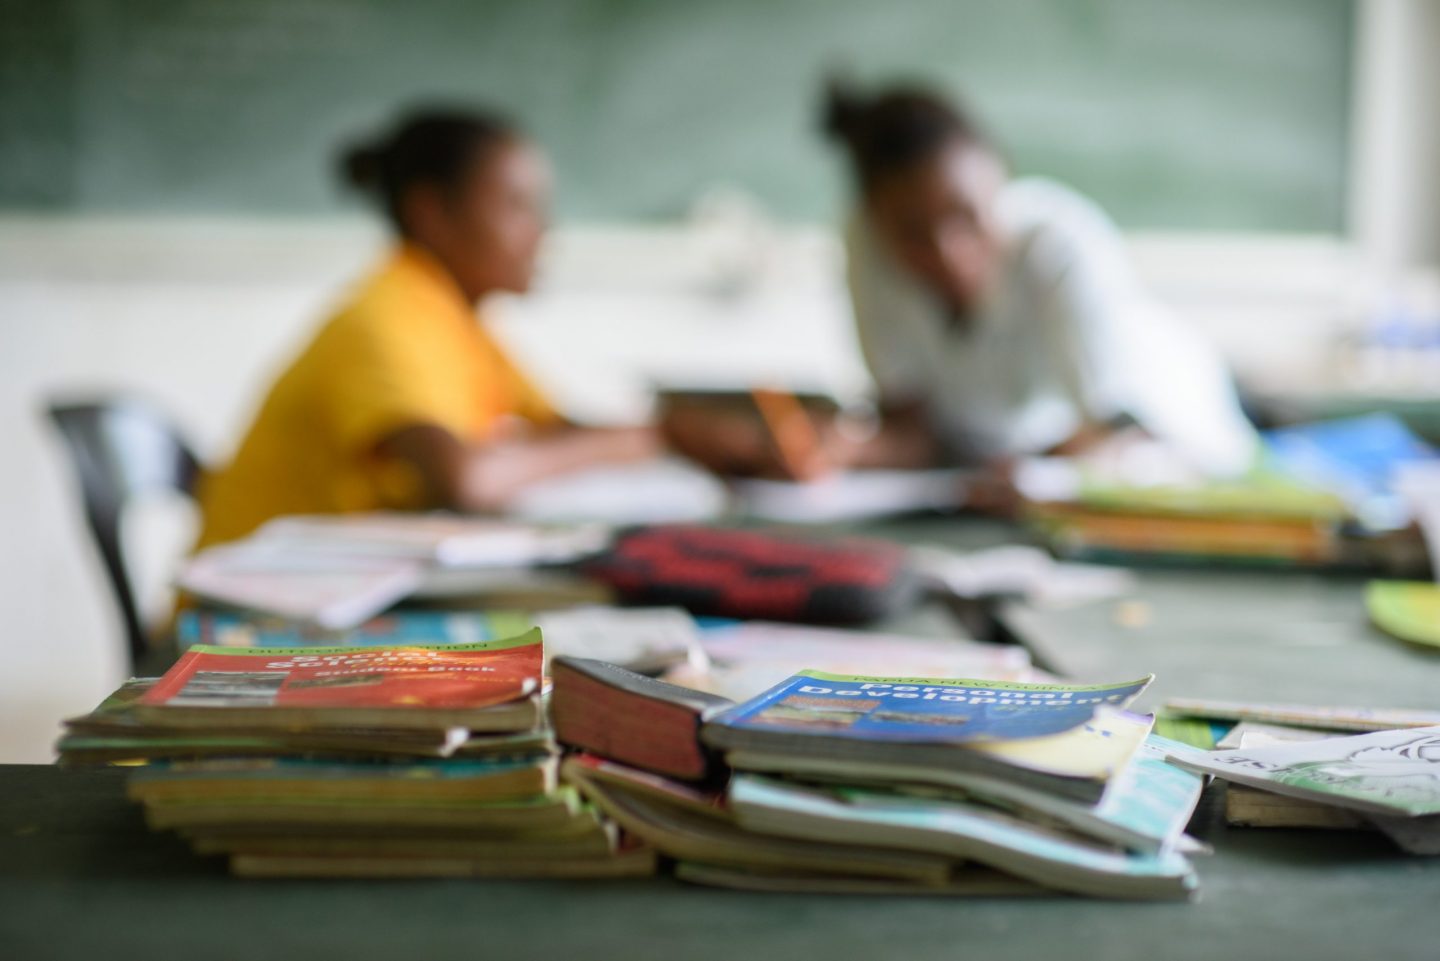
[1020, 414, 1440, 573]
[61, 630, 655, 878]
[551, 657, 1208, 899]
[1166, 723, 1440, 856]
[1025, 480, 1346, 567]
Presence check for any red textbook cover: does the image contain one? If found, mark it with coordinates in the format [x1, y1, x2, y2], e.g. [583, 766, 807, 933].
[141, 630, 543, 713]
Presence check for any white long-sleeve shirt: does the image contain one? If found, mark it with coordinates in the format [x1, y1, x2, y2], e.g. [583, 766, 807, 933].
[847, 177, 1259, 476]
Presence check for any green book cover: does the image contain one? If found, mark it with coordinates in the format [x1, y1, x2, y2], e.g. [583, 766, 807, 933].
[1367, 580, 1440, 649]
[1168, 726, 1440, 817]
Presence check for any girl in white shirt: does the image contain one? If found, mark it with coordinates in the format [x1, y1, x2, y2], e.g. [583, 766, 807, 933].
[825, 81, 1258, 479]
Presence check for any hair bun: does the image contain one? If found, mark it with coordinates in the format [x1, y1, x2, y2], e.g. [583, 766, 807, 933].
[821, 75, 869, 145]
[339, 141, 384, 192]
[333, 105, 520, 233]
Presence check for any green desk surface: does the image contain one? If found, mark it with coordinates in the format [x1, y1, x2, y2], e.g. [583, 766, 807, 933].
[8, 517, 1440, 960]
[3, 765, 1438, 961]
[999, 567, 1440, 711]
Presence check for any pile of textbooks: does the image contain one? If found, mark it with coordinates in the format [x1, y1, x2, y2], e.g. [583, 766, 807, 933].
[1155, 697, 1440, 855]
[64, 622, 1220, 895]
[1018, 415, 1440, 573]
[550, 656, 1208, 899]
[61, 630, 654, 879]
[1024, 482, 1346, 568]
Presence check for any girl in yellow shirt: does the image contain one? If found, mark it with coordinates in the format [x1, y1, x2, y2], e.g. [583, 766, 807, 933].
[197, 108, 657, 548]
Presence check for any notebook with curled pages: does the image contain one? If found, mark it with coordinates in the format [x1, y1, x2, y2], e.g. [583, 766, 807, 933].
[1166, 725, 1440, 818]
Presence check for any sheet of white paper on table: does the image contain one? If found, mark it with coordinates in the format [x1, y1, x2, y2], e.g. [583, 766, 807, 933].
[535, 606, 709, 673]
[910, 544, 1136, 609]
[254, 513, 611, 567]
[1216, 721, 1334, 751]
[505, 457, 728, 525]
[1394, 461, 1440, 584]
[1371, 812, 1440, 855]
[671, 620, 1038, 701]
[732, 468, 973, 523]
[176, 544, 423, 630]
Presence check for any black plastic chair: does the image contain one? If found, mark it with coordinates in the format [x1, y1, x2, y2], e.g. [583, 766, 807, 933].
[47, 398, 203, 668]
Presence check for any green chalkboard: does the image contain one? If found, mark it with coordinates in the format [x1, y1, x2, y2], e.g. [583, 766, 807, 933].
[0, 0, 1353, 230]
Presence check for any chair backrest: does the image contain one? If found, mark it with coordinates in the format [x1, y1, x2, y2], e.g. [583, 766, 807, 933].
[47, 398, 203, 667]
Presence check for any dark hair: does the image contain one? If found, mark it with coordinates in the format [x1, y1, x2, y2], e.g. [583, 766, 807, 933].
[821, 78, 992, 192]
[338, 106, 520, 233]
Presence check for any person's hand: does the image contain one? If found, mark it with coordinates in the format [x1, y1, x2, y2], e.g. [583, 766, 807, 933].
[660, 405, 775, 477]
[661, 404, 858, 482]
[966, 457, 1022, 518]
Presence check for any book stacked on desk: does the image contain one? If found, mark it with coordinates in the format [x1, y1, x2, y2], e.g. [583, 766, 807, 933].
[1019, 415, 1440, 573]
[1024, 477, 1347, 567]
[56, 676, 553, 764]
[1165, 724, 1440, 857]
[1152, 697, 1440, 855]
[551, 656, 1207, 899]
[62, 630, 655, 879]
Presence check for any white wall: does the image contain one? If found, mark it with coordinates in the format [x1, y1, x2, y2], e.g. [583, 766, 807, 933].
[1350, 0, 1440, 274]
[0, 216, 1363, 761]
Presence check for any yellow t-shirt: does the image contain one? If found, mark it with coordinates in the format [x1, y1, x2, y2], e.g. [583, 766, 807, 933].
[195, 243, 557, 548]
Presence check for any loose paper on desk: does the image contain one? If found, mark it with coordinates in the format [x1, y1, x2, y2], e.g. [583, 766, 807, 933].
[1167, 726, 1440, 817]
[1395, 461, 1440, 584]
[506, 458, 727, 525]
[255, 513, 611, 567]
[177, 545, 423, 630]
[670, 621, 1037, 701]
[732, 469, 972, 523]
[910, 544, 1135, 609]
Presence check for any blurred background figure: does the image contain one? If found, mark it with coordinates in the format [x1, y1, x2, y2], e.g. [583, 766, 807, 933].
[827, 81, 1260, 479]
[667, 81, 1262, 486]
[197, 107, 657, 549]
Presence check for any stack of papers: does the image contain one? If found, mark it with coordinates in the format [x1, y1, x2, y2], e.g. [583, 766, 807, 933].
[251, 513, 611, 567]
[909, 544, 1136, 609]
[505, 459, 728, 525]
[732, 469, 972, 523]
[177, 513, 613, 629]
[1167, 726, 1440, 856]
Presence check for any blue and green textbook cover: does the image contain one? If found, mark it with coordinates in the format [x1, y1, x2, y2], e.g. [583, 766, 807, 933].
[708, 670, 1151, 744]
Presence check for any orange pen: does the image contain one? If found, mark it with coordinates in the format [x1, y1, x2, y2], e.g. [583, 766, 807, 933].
[751, 387, 823, 480]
